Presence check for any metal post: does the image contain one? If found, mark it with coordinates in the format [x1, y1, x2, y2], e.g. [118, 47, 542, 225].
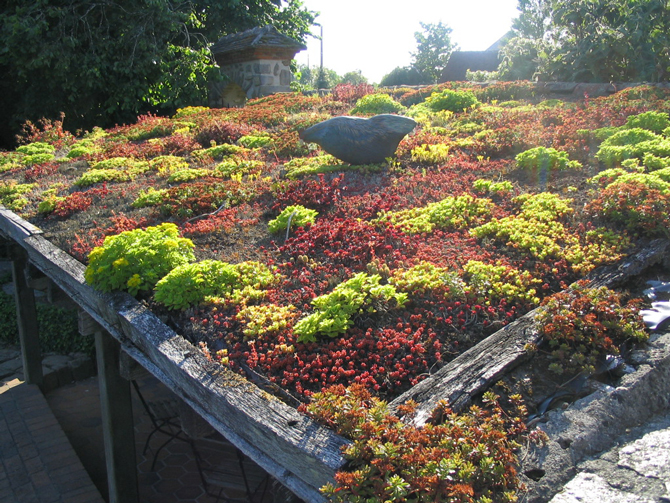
[95, 329, 139, 503]
[11, 247, 43, 387]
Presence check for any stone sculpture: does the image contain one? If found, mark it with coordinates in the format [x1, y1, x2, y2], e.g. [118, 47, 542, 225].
[299, 114, 417, 165]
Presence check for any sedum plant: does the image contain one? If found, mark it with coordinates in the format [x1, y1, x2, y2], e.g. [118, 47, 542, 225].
[380, 194, 494, 234]
[268, 205, 318, 233]
[464, 260, 541, 306]
[132, 187, 169, 208]
[389, 261, 465, 298]
[536, 281, 648, 375]
[0, 181, 36, 210]
[425, 89, 480, 113]
[302, 384, 528, 503]
[410, 143, 451, 164]
[294, 272, 408, 343]
[350, 93, 406, 115]
[154, 260, 278, 310]
[85, 223, 195, 295]
[235, 304, 297, 341]
[515, 146, 582, 171]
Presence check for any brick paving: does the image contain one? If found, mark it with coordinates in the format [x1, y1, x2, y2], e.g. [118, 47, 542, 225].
[1, 345, 282, 503]
[0, 379, 104, 503]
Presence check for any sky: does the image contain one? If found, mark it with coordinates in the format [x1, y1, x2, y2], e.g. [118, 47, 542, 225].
[294, 0, 521, 84]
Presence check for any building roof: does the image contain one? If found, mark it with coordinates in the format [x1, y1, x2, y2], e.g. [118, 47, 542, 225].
[211, 25, 306, 57]
[441, 51, 501, 82]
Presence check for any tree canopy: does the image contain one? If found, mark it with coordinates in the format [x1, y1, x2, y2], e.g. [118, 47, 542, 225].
[0, 0, 315, 148]
[411, 21, 458, 84]
[499, 0, 670, 83]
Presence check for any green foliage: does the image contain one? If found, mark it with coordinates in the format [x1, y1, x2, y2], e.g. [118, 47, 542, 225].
[389, 262, 465, 298]
[380, 194, 494, 234]
[21, 153, 55, 166]
[516, 146, 582, 171]
[472, 192, 628, 272]
[0, 153, 22, 173]
[268, 205, 318, 233]
[472, 179, 514, 195]
[90, 157, 143, 171]
[149, 155, 189, 176]
[154, 260, 278, 310]
[75, 169, 132, 187]
[350, 94, 406, 116]
[235, 304, 297, 341]
[16, 142, 55, 155]
[132, 187, 169, 208]
[464, 260, 540, 306]
[643, 153, 670, 171]
[283, 155, 344, 179]
[167, 168, 212, 183]
[411, 21, 458, 84]
[0, 0, 315, 148]
[15, 142, 56, 165]
[497, 37, 545, 81]
[466, 69, 500, 82]
[294, 273, 408, 343]
[192, 143, 245, 161]
[0, 292, 93, 355]
[237, 134, 273, 149]
[66, 142, 98, 159]
[380, 66, 427, 86]
[410, 143, 451, 164]
[626, 111, 670, 133]
[502, 0, 670, 82]
[0, 181, 35, 210]
[425, 89, 480, 113]
[214, 159, 263, 178]
[536, 281, 648, 376]
[302, 384, 528, 503]
[85, 223, 195, 295]
[595, 128, 670, 167]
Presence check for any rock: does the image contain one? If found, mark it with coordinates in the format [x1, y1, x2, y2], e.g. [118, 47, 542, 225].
[299, 114, 416, 165]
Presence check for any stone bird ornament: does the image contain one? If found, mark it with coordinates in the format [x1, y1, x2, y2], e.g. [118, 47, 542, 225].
[299, 114, 417, 165]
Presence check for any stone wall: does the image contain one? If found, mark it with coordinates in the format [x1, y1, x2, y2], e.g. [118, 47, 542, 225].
[212, 58, 293, 106]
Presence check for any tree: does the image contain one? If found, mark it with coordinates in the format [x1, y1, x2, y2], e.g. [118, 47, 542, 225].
[0, 0, 315, 148]
[296, 64, 343, 89]
[499, 0, 670, 83]
[410, 21, 458, 84]
[380, 66, 426, 86]
[341, 71, 368, 85]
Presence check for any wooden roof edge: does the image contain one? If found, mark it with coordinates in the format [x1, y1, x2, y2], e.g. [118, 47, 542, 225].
[212, 25, 306, 56]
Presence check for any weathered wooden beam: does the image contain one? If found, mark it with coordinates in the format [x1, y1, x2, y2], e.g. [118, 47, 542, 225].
[390, 239, 670, 426]
[95, 329, 139, 503]
[10, 245, 43, 388]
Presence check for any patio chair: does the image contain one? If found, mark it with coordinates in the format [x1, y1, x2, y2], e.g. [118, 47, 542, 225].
[131, 379, 193, 470]
[192, 435, 270, 502]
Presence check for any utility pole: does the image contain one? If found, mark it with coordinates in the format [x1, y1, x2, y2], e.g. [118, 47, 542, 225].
[317, 25, 327, 89]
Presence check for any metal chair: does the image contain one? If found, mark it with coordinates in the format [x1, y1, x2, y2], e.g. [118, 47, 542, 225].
[131, 379, 192, 470]
[192, 435, 270, 502]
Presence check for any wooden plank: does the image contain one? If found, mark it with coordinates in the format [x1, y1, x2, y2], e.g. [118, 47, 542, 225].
[390, 239, 670, 426]
[11, 246, 43, 387]
[95, 330, 139, 503]
[0, 212, 347, 500]
[390, 313, 540, 426]
[0, 206, 43, 240]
